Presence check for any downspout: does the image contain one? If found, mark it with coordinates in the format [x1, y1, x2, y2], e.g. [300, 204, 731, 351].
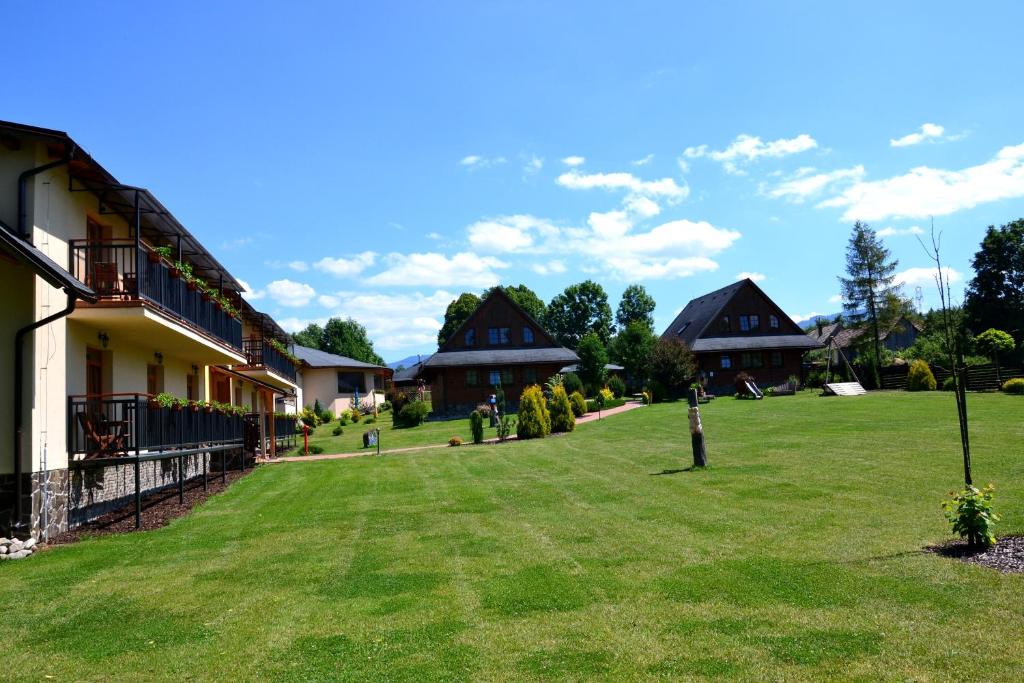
[12, 291, 79, 535]
[18, 145, 76, 244]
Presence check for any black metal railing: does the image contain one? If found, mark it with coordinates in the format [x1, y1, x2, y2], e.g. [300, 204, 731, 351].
[69, 240, 242, 351]
[68, 394, 244, 459]
[242, 338, 298, 381]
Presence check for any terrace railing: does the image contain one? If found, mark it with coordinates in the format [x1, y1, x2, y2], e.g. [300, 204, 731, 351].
[68, 393, 244, 460]
[242, 338, 298, 382]
[68, 240, 242, 351]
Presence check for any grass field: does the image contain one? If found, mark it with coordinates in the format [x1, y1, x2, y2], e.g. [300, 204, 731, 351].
[3, 391, 1023, 681]
[304, 410, 484, 454]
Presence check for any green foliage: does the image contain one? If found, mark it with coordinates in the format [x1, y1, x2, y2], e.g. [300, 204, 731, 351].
[386, 388, 411, 415]
[607, 375, 626, 398]
[546, 280, 614, 348]
[562, 372, 584, 397]
[469, 410, 485, 444]
[976, 328, 1016, 371]
[292, 323, 324, 350]
[496, 414, 513, 442]
[516, 385, 551, 439]
[153, 245, 174, 260]
[332, 425, 343, 436]
[483, 284, 546, 322]
[549, 385, 576, 433]
[152, 392, 178, 409]
[292, 318, 384, 365]
[364, 416, 376, 425]
[645, 379, 667, 403]
[610, 321, 656, 387]
[586, 396, 625, 412]
[615, 283, 656, 331]
[650, 338, 696, 393]
[350, 408, 361, 423]
[1003, 377, 1024, 394]
[543, 373, 563, 402]
[305, 445, 324, 455]
[576, 332, 609, 393]
[942, 484, 1000, 548]
[965, 219, 1024, 341]
[942, 376, 957, 391]
[438, 292, 481, 347]
[569, 391, 587, 418]
[395, 400, 430, 428]
[494, 384, 506, 415]
[299, 406, 322, 428]
[907, 360, 937, 391]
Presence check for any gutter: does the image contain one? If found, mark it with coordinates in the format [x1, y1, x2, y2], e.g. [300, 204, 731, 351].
[12, 292, 79, 536]
[18, 145, 76, 243]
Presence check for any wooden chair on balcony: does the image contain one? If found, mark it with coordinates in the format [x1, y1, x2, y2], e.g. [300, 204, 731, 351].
[90, 262, 121, 297]
[77, 412, 128, 459]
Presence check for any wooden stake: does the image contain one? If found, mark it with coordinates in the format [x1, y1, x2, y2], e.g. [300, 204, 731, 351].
[687, 388, 707, 468]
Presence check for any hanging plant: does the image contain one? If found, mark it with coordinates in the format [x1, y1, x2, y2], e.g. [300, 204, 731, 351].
[268, 338, 301, 365]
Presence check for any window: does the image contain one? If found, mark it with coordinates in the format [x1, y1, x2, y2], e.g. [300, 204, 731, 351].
[769, 315, 780, 329]
[488, 327, 511, 345]
[739, 315, 750, 332]
[741, 352, 763, 368]
[749, 314, 760, 330]
[770, 351, 784, 368]
[464, 328, 476, 347]
[337, 372, 366, 393]
[465, 370, 479, 387]
[522, 327, 535, 344]
[719, 315, 731, 333]
[523, 367, 537, 384]
[720, 355, 732, 369]
[489, 368, 514, 386]
[146, 364, 164, 395]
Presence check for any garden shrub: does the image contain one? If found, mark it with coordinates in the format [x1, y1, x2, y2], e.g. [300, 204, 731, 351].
[646, 380, 667, 403]
[380, 401, 392, 412]
[469, 410, 485, 444]
[339, 416, 350, 426]
[395, 399, 430, 427]
[549, 385, 575, 433]
[586, 397, 625, 412]
[942, 376, 956, 391]
[942, 484, 1000, 547]
[496, 415, 513, 442]
[569, 391, 587, 418]
[1002, 377, 1024, 394]
[332, 425, 343, 436]
[804, 369, 825, 389]
[448, 436, 462, 447]
[599, 386, 614, 402]
[516, 385, 551, 439]
[562, 372, 584, 397]
[607, 375, 626, 398]
[299, 406, 321, 428]
[386, 388, 411, 415]
[351, 408, 362, 423]
[364, 416, 376, 424]
[306, 445, 324, 455]
[907, 360, 937, 391]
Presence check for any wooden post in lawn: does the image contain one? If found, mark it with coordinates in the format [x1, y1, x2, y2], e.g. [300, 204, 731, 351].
[687, 388, 707, 468]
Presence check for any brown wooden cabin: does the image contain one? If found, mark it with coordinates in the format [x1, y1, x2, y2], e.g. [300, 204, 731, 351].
[416, 288, 578, 417]
[661, 278, 822, 395]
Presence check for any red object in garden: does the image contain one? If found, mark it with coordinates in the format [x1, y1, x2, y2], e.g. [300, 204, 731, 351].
[303, 423, 309, 455]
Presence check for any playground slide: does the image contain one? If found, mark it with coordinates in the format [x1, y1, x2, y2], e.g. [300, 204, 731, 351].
[744, 380, 764, 399]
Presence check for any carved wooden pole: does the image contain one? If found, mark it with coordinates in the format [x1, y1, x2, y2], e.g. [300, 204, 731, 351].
[687, 388, 707, 468]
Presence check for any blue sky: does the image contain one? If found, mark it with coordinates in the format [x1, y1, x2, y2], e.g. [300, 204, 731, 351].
[5, 2, 1024, 361]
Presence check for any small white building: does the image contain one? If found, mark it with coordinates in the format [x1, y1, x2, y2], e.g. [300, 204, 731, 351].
[294, 346, 390, 417]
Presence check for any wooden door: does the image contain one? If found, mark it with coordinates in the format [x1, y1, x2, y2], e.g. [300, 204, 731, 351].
[86, 347, 103, 397]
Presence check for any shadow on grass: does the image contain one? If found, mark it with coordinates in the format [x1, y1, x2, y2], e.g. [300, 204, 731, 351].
[650, 466, 706, 476]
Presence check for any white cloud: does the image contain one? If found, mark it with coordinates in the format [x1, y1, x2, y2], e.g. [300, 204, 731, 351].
[789, 311, 824, 323]
[890, 122, 954, 147]
[736, 271, 766, 282]
[288, 260, 309, 272]
[828, 294, 844, 304]
[466, 214, 560, 254]
[631, 154, 654, 166]
[556, 169, 689, 201]
[313, 251, 377, 277]
[818, 143, 1024, 221]
[237, 278, 265, 301]
[426, 232, 442, 240]
[684, 133, 818, 174]
[624, 195, 661, 218]
[460, 154, 507, 169]
[316, 289, 455, 351]
[894, 266, 962, 288]
[265, 279, 316, 307]
[561, 155, 586, 167]
[367, 252, 508, 288]
[761, 166, 865, 203]
[522, 154, 544, 175]
[876, 225, 924, 237]
[532, 259, 567, 275]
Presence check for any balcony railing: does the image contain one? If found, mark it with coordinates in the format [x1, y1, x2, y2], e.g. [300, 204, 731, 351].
[242, 338, 298, 382]
[68, 393, 244, 460]
[68, 240, 242, 351]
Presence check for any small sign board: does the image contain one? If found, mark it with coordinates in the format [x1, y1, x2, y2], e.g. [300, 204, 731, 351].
[366, 430, 378, 447]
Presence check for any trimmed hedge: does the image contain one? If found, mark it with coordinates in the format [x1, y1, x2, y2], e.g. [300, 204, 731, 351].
[569, 391, 587, 418]
[1003, 377, 1024, 394]
[516, 385, 551, 439]
[549, 385, 575, 433]
[586, 397, 626, 412]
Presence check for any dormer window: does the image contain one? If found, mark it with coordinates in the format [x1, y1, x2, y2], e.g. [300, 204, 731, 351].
[523, 327, 535, 344]
[719, 316, 730, 333]
[464, 329, 476, 347]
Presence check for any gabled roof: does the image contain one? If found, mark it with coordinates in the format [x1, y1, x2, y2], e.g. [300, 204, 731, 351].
[392, 363, 423, 383]
[441, 286, 559, 352]
[421, 347, 579, 369]
[661, 280, 747, 346]
[293, 345, 389, 371]
[0, 219, 97, 302]
[808, 321, 842, 344]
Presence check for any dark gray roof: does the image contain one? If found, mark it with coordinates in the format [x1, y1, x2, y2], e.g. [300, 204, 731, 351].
[808, 322, 841, 343]
[0, 220, 97, 302]
[559, 363, 625, 373]
[691, 334, 822, 352]
[294, 345, 388, 370]
[422, 347, 579, 368]
[392, 363, 423, 383]
[661, 280, 746, 346]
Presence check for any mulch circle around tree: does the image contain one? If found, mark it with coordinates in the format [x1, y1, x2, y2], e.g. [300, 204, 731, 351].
[930, 536, 1024, 574]
[47, 468, 255, 545]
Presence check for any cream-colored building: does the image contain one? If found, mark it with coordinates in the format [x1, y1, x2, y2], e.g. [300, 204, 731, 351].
[1, 120, 298, 539]
[294, 345, 389, 417]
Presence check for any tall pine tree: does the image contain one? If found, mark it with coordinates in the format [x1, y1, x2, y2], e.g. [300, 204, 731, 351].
[838, 221, 901, 387]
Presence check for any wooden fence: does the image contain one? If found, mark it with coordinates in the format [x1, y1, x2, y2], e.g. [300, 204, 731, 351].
[880, 363, 1024, 391]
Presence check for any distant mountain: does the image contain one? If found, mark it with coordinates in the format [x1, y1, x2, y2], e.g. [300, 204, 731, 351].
[387, 354, 429, 370]
[795, 313, 841, 329]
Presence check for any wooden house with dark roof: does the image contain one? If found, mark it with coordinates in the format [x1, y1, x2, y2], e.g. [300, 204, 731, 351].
[661, 278, 822, 394]
[417, 288, 578, 416]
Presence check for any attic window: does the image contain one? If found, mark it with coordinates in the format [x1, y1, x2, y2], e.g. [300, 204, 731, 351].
[464, 329, 476, 347]
[523, 327, 535, 344]
[769, 315, 780, 329]
[719, 315, 731, 333]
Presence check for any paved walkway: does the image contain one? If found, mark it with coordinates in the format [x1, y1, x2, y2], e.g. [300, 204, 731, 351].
[274, 400, 646, 463]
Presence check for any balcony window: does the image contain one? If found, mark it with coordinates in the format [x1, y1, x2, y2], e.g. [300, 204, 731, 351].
[337, 372, 366, 393]
[488, 327, 511, 345]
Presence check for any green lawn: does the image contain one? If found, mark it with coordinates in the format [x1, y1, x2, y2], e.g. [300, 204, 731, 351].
[4, 392, 1024, 680]
[304, 410, 491, 454]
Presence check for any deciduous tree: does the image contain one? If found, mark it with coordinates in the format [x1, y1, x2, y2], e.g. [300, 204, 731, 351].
[546, 280, 614, 348]
[964, 219, 1024, 348]
[615, 284, 656, 331]
[610, 321, 656, 386]
[576, 332, 609, 394]
[650, 338, 696, 394]
[437, 292, 481, 347]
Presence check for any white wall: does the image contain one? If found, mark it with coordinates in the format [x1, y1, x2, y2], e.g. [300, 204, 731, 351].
[299, 367, 384, 417]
